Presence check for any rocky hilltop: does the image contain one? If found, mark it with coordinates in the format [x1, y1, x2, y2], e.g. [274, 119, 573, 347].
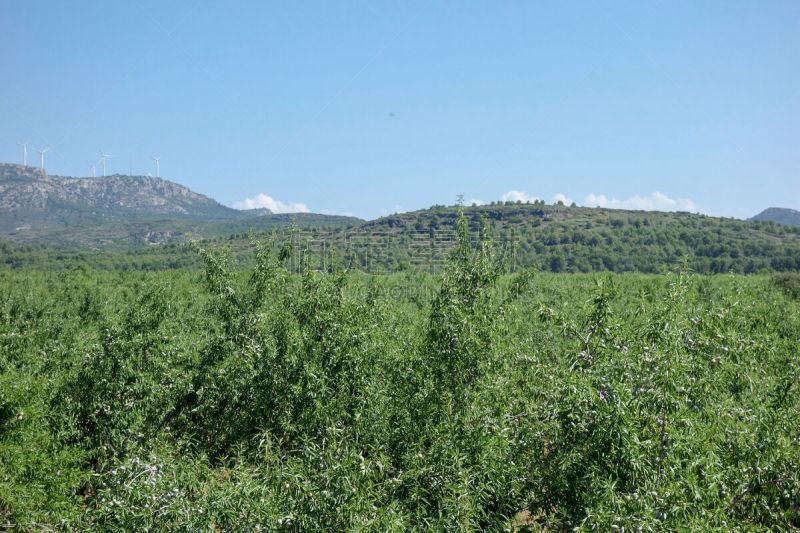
[750, 207, 800, 227]
[0, 163, 268, 233]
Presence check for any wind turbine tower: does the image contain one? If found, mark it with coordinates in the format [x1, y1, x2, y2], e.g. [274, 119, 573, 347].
[99, 151, 113, 177]
[151, 156, 161, 178]
[16, 140, 30, 166]
[33, 146, 52, 170]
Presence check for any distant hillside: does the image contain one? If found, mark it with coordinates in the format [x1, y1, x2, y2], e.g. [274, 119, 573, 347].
[4, 202, 800, 274]
[314, 202, 800, 273]
[0, 163, 269, 233]
[750, 207, 800, 227]
[5, 213, 360, 251]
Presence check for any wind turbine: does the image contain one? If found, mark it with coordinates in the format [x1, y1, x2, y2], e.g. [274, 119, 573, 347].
[99, 151, 113, 177]
[88, 162, 97, 178]
[151, 156, 160, 178]
[16, 140, 31, 166]
[33, 146, 52, 169]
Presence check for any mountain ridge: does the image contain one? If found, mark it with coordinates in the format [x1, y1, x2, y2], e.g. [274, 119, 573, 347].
[3, 162, 800, 275]
[0, 163, 272, 232]
[0, 162, 362, 248]
[750, 207, 800, 227]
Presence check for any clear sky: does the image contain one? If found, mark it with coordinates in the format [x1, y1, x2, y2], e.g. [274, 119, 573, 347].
[1, 1, 798, 220]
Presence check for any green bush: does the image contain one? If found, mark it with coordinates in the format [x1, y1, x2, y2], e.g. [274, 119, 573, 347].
[774, 272, 800, 300]
[1, 218, 798, 530]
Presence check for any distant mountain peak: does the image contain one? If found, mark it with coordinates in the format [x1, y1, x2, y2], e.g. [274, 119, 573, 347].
[750, 207, 800, 227]
[0, 162, 270, 233]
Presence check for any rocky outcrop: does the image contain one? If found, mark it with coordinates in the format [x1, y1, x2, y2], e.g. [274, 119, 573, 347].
[0, 163, 268, 233]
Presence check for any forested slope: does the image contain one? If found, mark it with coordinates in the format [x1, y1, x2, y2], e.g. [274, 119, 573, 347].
[3, 202, 799, 274]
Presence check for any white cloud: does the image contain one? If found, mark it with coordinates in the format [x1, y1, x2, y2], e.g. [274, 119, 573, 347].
[234, 193, 310, 214]
[468, 198, 486, 206]
[495, 189, 699, 212]
[321, 209, 356, 217]
[379, 205, 407, 216]
[552, 193, 574, 205]
[583, 191, 698, 212]
[501, 190, 539, 203]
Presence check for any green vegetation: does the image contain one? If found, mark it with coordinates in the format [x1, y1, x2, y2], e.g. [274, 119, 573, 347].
[5, 213, 360, 251]
[1, 214, 798, 530]
[354, 203, 800, 274]
[4, 162, 800, 278]
[773, 272, 800, 300]
[4, 203, 800, 274]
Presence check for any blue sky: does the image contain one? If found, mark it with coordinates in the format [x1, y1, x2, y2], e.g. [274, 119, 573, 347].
[1, 1, 798, 220]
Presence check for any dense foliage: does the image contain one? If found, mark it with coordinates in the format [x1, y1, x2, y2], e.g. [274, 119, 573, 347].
[1, 216, 799, 530]
[4, 203, 800, 274]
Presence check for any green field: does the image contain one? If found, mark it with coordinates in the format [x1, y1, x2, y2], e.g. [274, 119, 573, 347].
[1, 216, 799, 531]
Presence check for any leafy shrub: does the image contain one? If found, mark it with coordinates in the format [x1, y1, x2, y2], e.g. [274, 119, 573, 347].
[53, 282, 173, 462]
[773, 272, 800, 300]
[2, 225, 800, 530]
